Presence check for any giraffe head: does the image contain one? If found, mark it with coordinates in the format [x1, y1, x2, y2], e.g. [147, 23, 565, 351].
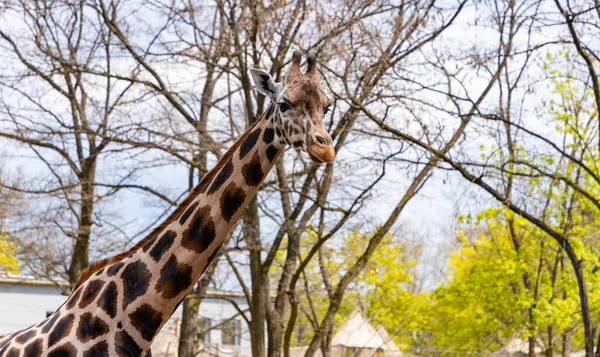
[249, 51, 335, 163]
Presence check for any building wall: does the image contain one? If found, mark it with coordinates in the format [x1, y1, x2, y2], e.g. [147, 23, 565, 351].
[0, 281, 66, 334]
[0, 278, 251, 353]
[171, 295, 251, 348]
[155, 297, 253, 357]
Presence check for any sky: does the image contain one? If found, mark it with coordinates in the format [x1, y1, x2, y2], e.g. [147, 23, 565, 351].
[0, 0, 577, 290]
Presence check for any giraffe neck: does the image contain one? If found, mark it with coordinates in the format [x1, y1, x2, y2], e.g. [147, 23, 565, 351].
[121, 104, 284, 350]
[37, 104, 285, 356]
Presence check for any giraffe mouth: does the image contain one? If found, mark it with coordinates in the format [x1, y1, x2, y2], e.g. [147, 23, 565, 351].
[308, 152, 324, 163]
[307, 145, 335, 164]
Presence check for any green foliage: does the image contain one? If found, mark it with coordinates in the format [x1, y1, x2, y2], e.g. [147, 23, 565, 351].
[285, 209, 598, 355]
[281, 54, 600, 356]
[410, 56, 600, 354]
[338, 232, 430, 351]
[0, 231, 19, 274]
[421, 207, 595, 355]
[280, 228, 424, 349]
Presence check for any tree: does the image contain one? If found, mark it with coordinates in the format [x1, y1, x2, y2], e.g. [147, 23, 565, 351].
[0, 232, 19, 274]
[321, 230, 429, 353]
[422, 207, 599, 356]
[367, 1, 600, 355]
[87, 2, 474, 357]
[0, 1, 177, 285]
[5, 1, 594, 356]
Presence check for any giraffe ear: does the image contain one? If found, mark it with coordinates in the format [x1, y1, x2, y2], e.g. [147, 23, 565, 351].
[249, 69, 283, 100]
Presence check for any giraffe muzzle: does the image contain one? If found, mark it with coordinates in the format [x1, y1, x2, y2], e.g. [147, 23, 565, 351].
[307, 144, 335, 163]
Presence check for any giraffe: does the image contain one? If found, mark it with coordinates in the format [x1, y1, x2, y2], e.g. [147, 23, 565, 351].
[0, 51, 333, 357]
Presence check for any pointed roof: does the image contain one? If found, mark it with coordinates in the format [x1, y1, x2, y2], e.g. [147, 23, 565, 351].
[331, 307, 400, 351]
[375, 326, 401, 352]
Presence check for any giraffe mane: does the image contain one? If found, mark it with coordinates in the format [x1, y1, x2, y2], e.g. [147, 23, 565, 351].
[71, 108, 273, 293]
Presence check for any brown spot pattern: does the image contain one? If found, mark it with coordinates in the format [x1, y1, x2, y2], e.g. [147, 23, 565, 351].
[65, 289, 82, 311]
[115, 330, 142, 357]
[107, 261, 125, 277]
[179, 202, 199, 225]
[142, 236, 157, 252]
[77, 313, 109, 343]
[239, 128, 261, 159]
[263, 128, 275, 144]
[24, 338, 43, 357]
[48, 314, 74, 347]
[220, 183, 246, 222]
[121, 261, 152, 309]
[242, 152, 264, 187]
[48, 342, 76, 357]
[129, 304, 163, 341]
[15, 329, 35, 344]
[181, 206, 215, 253]
[97, 281, 118, 318]
[0, 332, 16, 346]
[149, 230, 176, 262]
[79, 280, 105, 309]
[155, 255, 193, 299]
[84, 341, 110, 357]
[42, 314, 60, 333]
[266, 145, 279, 162]
[207, 159, 234, 195]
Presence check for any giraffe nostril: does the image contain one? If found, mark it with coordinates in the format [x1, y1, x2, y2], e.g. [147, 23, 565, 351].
[315, 136, 326, 145]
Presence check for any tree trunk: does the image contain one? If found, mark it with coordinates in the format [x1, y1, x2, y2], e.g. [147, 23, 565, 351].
[528, 336, 535, 357]
[179, 292, 201, 357]
[178, 260, 217, 357]
[270, 228, 301, 357]
[597, 330, 600, 357]
[563, 242, 594, 356]
[547, 326, 553, 357]
[243, 60, 267, 356]
[562, 327, 573, 357]
[67, 166, 96, 285]
[178, 117, 210, 357]
[245, 196, 266, 357]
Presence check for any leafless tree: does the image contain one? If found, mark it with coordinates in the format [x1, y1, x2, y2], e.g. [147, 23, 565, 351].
[369, 1, 600, 355]
[4, 0, 599, 356]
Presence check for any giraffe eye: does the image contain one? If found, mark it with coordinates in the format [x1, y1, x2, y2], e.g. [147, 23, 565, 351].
[323, 107, 330, 115]
[279, 102, 291, 113]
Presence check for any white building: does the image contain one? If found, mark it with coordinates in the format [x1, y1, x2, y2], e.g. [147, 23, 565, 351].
[0, 276, 252, 357]
[0, 276, 68, 334]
